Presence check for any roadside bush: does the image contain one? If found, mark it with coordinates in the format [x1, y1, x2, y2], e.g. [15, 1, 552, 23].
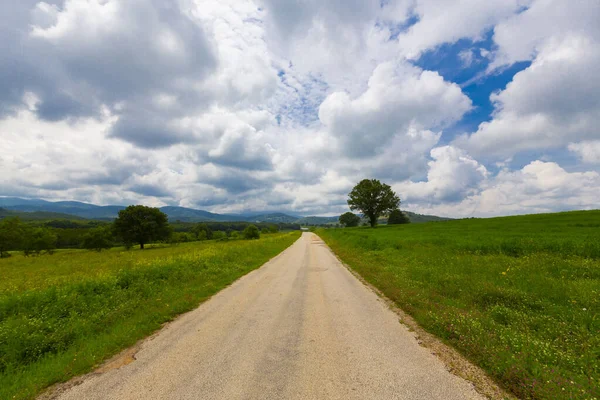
[243, 224, 260, 240]
[269, 225, 279, 233]
[261, 228, 269, 234]
[230, 231, 240, 239]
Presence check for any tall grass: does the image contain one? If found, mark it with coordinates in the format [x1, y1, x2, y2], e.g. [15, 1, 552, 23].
[0, 232, 300, 400]
[318, 211, 599, 400]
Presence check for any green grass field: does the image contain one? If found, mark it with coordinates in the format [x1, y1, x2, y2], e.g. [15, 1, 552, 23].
[0, 232, 300, 400]
[318, 211, 599, 400]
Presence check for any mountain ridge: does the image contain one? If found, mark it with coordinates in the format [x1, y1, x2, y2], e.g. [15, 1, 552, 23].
[0, 197, 451, 224]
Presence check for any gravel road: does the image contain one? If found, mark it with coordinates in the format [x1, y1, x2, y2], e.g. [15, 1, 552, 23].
[52, 233, 484, 400]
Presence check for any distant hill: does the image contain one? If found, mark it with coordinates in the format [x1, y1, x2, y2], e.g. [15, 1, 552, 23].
[404, 211, 452, 223]
[0, 197, 123, 219]
[160, 206, 246, 222]
[296, 216, 339, 225]
[245, 213, 300, 224]
[0, 197, 451, 225]
[0, 207, 86, 221]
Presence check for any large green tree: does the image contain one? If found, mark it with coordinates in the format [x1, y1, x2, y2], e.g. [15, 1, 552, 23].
[113, 205, 171, 249]
[339, 212, 361, 227]
[348, 179, 400, 227]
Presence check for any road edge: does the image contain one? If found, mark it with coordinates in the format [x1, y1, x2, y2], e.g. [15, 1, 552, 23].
[37, 234, 303, 400]
[314, 233, 516, 400]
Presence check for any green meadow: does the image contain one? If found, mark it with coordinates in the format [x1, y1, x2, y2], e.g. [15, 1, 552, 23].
[0, 232, 300, 400]
[318, 211, 599, 400]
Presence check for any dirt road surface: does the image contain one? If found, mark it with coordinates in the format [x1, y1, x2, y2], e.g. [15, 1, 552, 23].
[51, 233, 484, 400]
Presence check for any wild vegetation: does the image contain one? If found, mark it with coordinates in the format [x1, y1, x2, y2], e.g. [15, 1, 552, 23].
[0, 231, 300, 400]
[318, 211, 599, 400]
[0, 205, 290, 256]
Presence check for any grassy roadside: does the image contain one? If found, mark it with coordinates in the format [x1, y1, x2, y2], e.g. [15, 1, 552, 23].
[0, 232, 300, 400]
[317, 211, 599, 400]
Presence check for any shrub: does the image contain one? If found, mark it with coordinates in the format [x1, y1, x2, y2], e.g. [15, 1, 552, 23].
[388, 209, 410, 224]
[243, 224, 260, 240]
[22, 227, 57, 256]
[82, 226, 114, 251]
[196, 231, 208, 241]
[212, 231, 227, 241]
[168, 232, 187, 246]
[339, 212, 361, 227]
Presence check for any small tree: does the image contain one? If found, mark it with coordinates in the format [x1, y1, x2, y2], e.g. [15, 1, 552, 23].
[0, 217, 25, 258]
[261, 227, 269, 234]
[212, 231, 227, 241]
[243, 224, 260, 240]
[82, 226, 114, 251]
[113, 205, 171, 249]
[230, 231, 240, 239]
[339, 212, 361, 227]
[348, 179, 400, 227]
[269, 224, 279, 233]
[22, 227, 58, 256]
[388, 209, 411, 225]
[192, 223, 212, 240]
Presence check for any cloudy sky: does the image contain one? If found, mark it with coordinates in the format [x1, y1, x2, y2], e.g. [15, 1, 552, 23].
[1, 0, 599, 217]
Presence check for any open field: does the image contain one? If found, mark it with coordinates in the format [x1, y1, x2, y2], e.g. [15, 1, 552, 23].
[0, 232, 300, 400]
[318, 211, 599, 400]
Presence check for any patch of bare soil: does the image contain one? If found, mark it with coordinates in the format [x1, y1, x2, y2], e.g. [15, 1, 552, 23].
[38, 342, 143, 399]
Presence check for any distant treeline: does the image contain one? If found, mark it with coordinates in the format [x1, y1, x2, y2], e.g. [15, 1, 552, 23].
[0, 217, 300, 257]
[170, 220, 301, 234]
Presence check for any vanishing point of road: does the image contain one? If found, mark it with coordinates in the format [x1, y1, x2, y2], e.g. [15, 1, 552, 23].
[52, 233, 484, 400]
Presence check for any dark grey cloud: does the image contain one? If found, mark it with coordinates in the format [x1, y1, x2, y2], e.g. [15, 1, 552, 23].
[207, 154, 273, 171]
[259, 0, 379, 39]
[0, 0, 216, 148]
[110, 115, 193, 149]
[35, 91, 96, 121]
[206, 134, 273, 171]
[201, 168, 273, 195]
[53, 154, 156, 187]
[127, 184, 171, 198]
